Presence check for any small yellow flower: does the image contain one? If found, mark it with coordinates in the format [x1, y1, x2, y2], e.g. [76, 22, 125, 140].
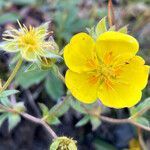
[64, 31, 149, 108]
[1, 21, 59, 62]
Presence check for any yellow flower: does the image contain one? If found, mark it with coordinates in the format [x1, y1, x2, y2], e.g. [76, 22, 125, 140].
[64, 31, 149, 108]
[1, 21, 59, 62]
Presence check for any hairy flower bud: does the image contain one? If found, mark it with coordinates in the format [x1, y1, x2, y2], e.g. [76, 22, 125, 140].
[50, 136, 77, 150]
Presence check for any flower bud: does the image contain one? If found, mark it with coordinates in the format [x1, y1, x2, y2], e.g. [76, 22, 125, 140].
[50, 136, 77, 150]
[39, 57, 56, 70]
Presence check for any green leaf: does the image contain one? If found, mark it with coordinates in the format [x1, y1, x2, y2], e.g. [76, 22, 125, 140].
[108, 25, 116, 31]
[71, 100, 86, 114]
[86, 26, 96, 39]
[130, 98, 150, 116]
[8, 113, 21, 131]
[118, 26, 128, 33]
[24, 63, 38, 72]
[0, 97, 12, 107]
[45, 71, 64, 100]
[49, 96, 70, 117]
[16, 67, 48, 88]
[75, 115, 90, 127]
[0, 90, 19, 98]
[136, 117, 149, 127]
[90, 116, 101, 131]
[94, 139, 117, 150]
[95, 17, 107, 36]
[46, 116, 61, 125]
[0, 113, 8, 127]
[0, 13, 21, 25]
[44, 51, 62, 60]
[39, 103, 49, 117]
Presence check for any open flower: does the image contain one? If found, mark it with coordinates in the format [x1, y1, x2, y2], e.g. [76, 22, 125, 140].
[1, 21, 59, 62]
[64, 31, 149, 108]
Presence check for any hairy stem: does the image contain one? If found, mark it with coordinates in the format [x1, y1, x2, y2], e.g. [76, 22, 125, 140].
[21, 113, 58, 139]
[1, 58, 23, 92]
[100, 115, 150, 132]
[0, 104, 58, 139]
[81, 103, 150, 132]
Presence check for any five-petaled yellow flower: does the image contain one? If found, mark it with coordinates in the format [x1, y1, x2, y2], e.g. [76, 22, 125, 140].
[1, 21, 58, 62]
[64, 31, 149, 108]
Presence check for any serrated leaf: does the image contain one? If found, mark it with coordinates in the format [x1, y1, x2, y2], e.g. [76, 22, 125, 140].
[118, 26, 128, 34]
[75, 115, 90, 127]
[135, 117, 149, 127]
[45, 71, 64, 101]
[8, 113, 21, 131]
[90, 116, 101, 131]
[0, 113, 8, 127]
[0, 90, 19, 98]
[95, 17, 107, 36]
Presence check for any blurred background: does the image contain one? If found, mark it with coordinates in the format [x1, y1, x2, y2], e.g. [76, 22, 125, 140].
[0, 0, 150, 149]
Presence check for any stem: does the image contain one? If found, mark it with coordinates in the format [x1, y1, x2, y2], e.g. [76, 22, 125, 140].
[81, 104, 150, 132]
[137, 128, 148, 150]
[100, 116, 150, 132]
[21, 113, 58, 139]
[54, 65, 65, 83]
[0, 104, 58, 139]
[108, 0, 115, 27]
[1, 58, 23, 92]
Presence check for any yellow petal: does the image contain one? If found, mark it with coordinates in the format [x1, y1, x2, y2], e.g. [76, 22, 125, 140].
[119, 56, 149, 90]
[64, 33, 98, 73]
[98, 81, 142, 109]
[65, 70, 99, 103]
[98, 56, 149, 108]
[96, 31, 139, 61]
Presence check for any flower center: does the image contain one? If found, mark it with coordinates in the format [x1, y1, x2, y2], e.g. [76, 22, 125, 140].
[87, 52, 123, 89]
[18, 29, 39, 52]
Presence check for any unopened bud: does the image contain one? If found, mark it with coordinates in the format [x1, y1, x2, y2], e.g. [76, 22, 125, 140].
[50, 136, 77, 150]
